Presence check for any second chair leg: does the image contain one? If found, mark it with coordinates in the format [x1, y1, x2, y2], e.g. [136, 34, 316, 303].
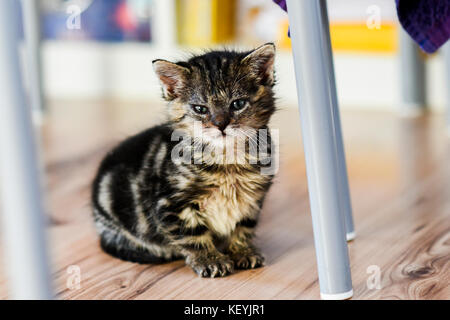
[286, 0, 353, 299]
[444, 42, 450, 136]
[21, 0, 45, 118]
[320, 3, 355, 241]
[0, 0, 52, 299]
[399, 30, 426, 116]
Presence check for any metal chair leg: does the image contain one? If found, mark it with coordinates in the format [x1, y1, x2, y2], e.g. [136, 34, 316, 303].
[21, 0, 45, 120]
[286, 0, 353, 299]
[444, 42, 450, 137]
[320, 4, 355, 241]
[399, 30, 426, 116]
[0, 0, 52, 299]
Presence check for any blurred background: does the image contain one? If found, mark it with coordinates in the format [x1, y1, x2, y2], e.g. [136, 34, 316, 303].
[15, 0, 449, 111]
[1, 0, 449, 300]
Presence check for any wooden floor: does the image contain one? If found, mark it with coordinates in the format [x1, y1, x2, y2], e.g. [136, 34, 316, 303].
[1, 100, 449, 300]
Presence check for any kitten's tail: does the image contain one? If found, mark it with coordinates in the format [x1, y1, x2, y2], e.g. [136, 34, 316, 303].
[94, 211, 180, 264]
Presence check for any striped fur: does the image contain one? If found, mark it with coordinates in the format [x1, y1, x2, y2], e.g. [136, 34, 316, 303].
[92, 44, 277, 277]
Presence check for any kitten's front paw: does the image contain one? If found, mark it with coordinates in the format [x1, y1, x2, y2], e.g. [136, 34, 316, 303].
[231, 250, 265, 270]
[188, 255, 234, 278]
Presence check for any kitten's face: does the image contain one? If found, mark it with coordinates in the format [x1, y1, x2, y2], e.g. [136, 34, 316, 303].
[153, 44, 276, 147]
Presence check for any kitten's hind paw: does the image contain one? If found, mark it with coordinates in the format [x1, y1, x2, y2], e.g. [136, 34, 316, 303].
[188, 255, 235, 278]
[231, 251, 265, 270]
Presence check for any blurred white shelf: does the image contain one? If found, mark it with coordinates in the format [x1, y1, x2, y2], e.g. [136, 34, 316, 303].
[38, 40, 447, 112]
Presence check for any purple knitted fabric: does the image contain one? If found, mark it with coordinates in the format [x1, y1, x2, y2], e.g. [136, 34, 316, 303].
[272, 0, 450, 53]
[396, 0, 450, 53]
[273, 0, 287, 12]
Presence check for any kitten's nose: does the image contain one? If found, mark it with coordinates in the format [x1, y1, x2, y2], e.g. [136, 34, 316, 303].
[211, 114, 230, 134]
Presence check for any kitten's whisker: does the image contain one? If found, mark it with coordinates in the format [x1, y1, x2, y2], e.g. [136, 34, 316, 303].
[236, 128, 258, 146]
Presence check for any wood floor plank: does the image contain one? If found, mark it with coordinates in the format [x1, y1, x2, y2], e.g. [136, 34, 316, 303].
[0, 100, 448, 299]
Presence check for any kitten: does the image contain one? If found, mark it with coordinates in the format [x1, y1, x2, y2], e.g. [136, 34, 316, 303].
[91, 43, 277, 277]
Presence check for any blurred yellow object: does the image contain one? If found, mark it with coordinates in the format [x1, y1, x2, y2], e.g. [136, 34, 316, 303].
[278, 20, 398, 53]
[330, 23, 398, 53]
[278, 19, 291, 49]
[176, 0, 236, 46]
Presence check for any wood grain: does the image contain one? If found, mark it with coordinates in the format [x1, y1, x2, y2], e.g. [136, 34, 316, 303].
[0, 101, 448, 300]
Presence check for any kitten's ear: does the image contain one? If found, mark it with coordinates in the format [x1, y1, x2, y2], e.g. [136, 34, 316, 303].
[152, 59, 190, 100]
[242, 43, 275, 85]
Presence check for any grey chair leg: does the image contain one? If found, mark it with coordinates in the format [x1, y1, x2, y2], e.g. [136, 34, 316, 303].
[399, 30, 426, 116]
[320, 7, 355, 241]
[333, 103, 355, 241]
[444, 42, 450, 136]
[0, 0, 52, 299]
[286, 0, 353, 299]
[21, 0, 45, 119]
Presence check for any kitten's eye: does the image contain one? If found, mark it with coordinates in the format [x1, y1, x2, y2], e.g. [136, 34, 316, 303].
[191, 105, 209, 115]
[231, 99, 247, 111]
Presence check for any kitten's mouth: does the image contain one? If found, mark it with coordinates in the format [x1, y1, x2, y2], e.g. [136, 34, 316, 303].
[211, 136, 229, 146]
[204, 128, 227, 139]
[201, 126, 250, 148]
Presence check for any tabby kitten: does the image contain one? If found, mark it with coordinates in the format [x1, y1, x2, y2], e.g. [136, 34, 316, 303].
[91, 43, 277, 277]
